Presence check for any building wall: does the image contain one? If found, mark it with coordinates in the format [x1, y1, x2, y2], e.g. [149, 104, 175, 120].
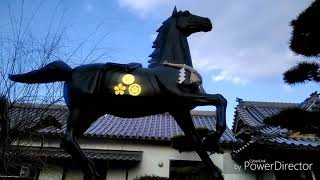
[34, 138, 259, 180]
[64, 169, 84, 180]
[38, 166, 63, 180]
[106, 169, 127, 180]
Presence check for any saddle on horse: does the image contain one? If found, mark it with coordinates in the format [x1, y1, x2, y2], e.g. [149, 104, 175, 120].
[70, 62, 160, 97]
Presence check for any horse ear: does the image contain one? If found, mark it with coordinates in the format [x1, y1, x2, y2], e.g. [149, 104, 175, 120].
[172, 6, 177, 16]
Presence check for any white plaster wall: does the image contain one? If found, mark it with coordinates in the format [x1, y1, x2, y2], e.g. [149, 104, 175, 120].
[80, 139, 202, 179]
[35, 139, 258, 180]
[107, 169, 127, 180]
[79, 139, 257, 180]
[38, 166, 63, 180]
[65, 169, 84, 180]
[219, 151, 257, 180]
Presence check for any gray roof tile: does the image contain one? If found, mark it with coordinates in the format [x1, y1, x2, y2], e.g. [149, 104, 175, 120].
[264, 137, 320, 148]
[9, 104, 238, 144]
[234, 99, 320, 148]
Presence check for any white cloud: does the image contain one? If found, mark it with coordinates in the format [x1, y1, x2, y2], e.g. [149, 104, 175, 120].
[192, 46, 300, 84]
[212, 70, 248, 85]
[118, 0, 172, 16]
[118, 0, 313, 85]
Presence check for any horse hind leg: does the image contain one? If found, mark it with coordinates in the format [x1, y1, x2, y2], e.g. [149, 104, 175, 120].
[171, 111, 224, 180]
[63, 107, 100, 179]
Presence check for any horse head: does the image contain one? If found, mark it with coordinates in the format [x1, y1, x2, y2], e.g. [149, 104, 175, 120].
[149, 7, 213, 67]
[173, 7, 212, 36]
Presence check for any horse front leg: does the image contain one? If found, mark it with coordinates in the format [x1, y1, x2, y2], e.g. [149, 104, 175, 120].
[209, 94, 227, 140]
[171, 111, 224, 180]
[192, 94, 227, 140]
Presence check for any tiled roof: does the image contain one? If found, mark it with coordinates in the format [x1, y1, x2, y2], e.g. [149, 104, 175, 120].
[233, 98, 320, 150]
[233, 100, 298, 129]
[8, 104, 238, 144]
[299, 91, 320, 111]
[10, 146, 142, 161]
[261, 137, 320, 149]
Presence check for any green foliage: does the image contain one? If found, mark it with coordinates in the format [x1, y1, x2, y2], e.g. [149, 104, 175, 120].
[175, 166, 198, 174]
[264, 108, 320, 135]
[133, 175, 169, 180]
[290, 0, 320, 57]
[285, 0, 320, 85]
[171, 128, 224, 153]
[174, 164, 208, 175]
[279, 1, 320, 133]
[283, 62, 320, 84]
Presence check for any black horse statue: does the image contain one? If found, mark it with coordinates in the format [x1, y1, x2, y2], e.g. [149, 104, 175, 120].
[9, 7, 226, 180]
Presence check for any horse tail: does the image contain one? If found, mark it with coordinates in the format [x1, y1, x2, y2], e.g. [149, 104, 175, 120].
[9, 60, 72, 84]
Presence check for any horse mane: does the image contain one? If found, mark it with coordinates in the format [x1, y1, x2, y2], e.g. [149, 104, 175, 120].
[148, 16, 173, 64]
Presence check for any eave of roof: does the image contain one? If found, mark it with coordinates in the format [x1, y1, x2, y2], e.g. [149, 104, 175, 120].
[232, 98, 298, 133]
[232, 136, 320, 157]
[232, 98, 320, 150]
[261, 137, 320, 149]
[9, 146, 143, 161]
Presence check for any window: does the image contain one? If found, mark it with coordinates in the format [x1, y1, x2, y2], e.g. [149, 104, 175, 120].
[0, 165, 39, 179]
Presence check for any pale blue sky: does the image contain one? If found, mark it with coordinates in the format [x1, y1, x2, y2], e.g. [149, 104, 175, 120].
[1, 0, 318, 128]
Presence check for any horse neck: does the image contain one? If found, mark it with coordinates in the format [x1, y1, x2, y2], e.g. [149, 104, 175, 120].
[157, 29, 193, 67]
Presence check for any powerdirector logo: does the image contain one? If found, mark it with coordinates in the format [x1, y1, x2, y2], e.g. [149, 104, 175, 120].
[222, 156, 313, 174]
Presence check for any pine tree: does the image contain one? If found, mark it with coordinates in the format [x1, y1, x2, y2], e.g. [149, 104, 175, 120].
[284, 0, 320, 84]
[265, 1, 320, 135]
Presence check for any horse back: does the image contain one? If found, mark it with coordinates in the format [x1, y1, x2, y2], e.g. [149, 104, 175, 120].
[70, 63, 161, 97]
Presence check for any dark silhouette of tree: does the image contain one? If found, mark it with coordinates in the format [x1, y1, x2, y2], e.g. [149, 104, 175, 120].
[265, 1, 320, 135]
[0, 1, 67, 176]
[264, 107, 320, 136]
[289, 0, 320, 57]
[284, 0, 320, 84]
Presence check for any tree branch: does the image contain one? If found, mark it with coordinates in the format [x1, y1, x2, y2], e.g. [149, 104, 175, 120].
[283, 62, 320, 84]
